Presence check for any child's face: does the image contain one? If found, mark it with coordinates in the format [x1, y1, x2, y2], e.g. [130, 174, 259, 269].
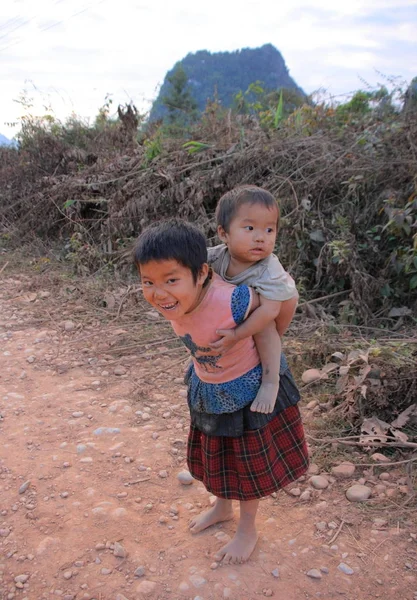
[139, 259, 209, 321]
[218, 202, 278, 265]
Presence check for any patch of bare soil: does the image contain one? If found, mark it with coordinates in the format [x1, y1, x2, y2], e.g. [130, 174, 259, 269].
[1, 272, 417, 600]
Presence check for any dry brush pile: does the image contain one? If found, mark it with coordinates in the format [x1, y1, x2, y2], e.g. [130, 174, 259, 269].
[1, 105, 417, 327]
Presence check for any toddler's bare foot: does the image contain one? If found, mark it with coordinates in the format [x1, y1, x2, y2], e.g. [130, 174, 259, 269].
[214, 525, 258, 564]
[189, 499, 234, 534]
[250, 381, 279, 414]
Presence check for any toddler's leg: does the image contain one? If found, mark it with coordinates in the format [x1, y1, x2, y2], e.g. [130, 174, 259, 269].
[189, 497, 234, 534]
[214, 499, 259, 564]
[275, 295, 298, 337]
[251, 322, 281, 414]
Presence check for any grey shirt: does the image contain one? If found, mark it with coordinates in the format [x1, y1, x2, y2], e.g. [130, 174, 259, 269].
[207, 244, 297, 301]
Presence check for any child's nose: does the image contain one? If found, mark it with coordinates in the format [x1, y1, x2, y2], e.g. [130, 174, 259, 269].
[154, 286, 167, 299]
[254, 230, 265, 242]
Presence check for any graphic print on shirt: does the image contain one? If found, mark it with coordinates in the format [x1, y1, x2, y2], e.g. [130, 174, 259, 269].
[179, 333, 222, 372]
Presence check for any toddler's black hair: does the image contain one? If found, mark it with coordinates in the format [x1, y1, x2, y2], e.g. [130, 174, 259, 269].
[133, 218, 208, 284]
[216, 185, 279, 232]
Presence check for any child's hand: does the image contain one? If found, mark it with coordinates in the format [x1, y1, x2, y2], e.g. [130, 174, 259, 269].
[209, 328, 239, 353]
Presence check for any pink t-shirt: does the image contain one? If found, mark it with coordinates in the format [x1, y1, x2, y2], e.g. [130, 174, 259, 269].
[170, 274, 260, 384]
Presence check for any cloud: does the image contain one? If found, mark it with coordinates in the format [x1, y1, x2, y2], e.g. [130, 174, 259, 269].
[0, 0, 416, 135]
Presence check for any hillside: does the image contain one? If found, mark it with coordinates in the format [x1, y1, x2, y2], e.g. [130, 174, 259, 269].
[0, 133, 13, 146]
[150, 43, 304, 121]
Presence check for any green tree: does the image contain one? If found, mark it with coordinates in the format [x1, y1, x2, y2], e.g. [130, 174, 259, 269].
[161, 64, 197, 129]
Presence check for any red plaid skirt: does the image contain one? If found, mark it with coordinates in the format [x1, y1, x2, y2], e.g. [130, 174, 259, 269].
[187, 405, 309, 501]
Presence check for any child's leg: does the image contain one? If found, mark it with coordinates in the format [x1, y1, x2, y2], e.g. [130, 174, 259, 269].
[251, 322, 281, 414]
[189, 497, 234, 534]
[214, 499, 259, 564]
[275, 295, 298, 337]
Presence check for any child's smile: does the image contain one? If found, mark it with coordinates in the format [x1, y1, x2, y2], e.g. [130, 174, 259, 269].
[139, 259, 209, 320]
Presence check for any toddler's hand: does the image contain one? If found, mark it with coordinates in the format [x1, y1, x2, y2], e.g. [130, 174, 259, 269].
[209, 328, 239, 353]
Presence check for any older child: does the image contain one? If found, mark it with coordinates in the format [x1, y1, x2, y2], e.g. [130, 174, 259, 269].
[134, 219, 308, 565]
[209, 185, 299, 414]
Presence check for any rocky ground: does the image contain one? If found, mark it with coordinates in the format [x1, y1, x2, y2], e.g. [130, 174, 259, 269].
[0, 271, 417, 600]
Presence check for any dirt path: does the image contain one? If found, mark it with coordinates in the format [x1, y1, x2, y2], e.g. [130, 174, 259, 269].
[0, 274, 416, 600]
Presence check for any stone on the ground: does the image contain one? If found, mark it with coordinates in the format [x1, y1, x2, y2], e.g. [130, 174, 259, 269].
[158, 470, 168, 478]
[94, 427, 120, 435]
[113, 542, 127, 558]
[331, 462, 355, 479]
[371, 453, 391, 463]
[189, 574, 207, 588]
[18, 480, 31, 494]
[177, 470, 194, 485]
[315, 522, 327, 532]
[289, 487, 301, 497]
[62, 320, 75, 331]
[137, 580, 157, 596]
[134, 566, 146, 578]
[301, 369, 322, 384]
[307, 569, 322, 579]
[338, 563, 354, 575]
[346, 484, 371, 502]
[300, 490, 311, 501]
[307, 463, 320, 475]
[14, 574, 29, 583]
[310, 475, 329, 490]
[271, 568, 279, 578]
[63, 571, 73, 580]
[114, 366, 127, 376]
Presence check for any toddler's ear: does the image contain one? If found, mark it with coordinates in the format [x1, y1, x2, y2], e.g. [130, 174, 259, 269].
[217, 225, 228, 243]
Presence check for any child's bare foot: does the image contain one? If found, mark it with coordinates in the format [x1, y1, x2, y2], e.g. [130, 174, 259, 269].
[214, 525, 258, 564]
[189, 499, 234, 534]
[250, 381, 279, 413]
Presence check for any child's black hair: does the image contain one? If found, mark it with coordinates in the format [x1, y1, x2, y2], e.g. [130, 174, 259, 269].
[133, 218, 208, 284]
[215, 185, 279, 232]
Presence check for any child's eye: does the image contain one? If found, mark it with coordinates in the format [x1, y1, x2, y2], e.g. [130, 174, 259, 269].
[244, 226, 253, 231]
[143, 281, 153, 287]
[167, 278, 178, 284]
[266, 228, 275, 233]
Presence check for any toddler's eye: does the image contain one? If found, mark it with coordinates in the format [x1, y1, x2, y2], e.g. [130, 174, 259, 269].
[244, 226, 253, 231]
[167, 278, 178, 284]
[266, 228, 275, 233]
[143, 281, 153, 287]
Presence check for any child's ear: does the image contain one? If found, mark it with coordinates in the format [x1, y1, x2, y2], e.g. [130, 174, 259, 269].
[217, 225, 228, 244]
[197, 263, 209, 285]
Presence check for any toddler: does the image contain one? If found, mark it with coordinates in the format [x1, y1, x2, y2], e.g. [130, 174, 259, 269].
[209, 185, 299, 413]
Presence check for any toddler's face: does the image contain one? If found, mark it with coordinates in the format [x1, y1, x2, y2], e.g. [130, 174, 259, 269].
[218, 202, 278, 266]
[139, 259, 208, 321]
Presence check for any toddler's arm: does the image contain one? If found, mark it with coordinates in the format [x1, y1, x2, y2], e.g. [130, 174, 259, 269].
[210, 296, 282, 351]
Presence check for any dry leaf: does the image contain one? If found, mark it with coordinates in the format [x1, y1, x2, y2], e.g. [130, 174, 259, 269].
[335, 374, 349, 394]
[360, 416, 390, 444]
[391, 404, 417, 429]
[321, 362, 339, 374]
[103, 294, 116, 310]
[390, 429, 409, 443]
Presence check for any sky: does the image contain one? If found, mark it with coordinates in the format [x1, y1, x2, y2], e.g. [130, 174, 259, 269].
[1, 0, 416, 137]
